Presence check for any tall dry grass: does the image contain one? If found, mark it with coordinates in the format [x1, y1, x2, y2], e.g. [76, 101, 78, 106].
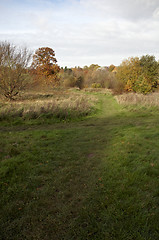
[115, 92, 159, 107]
[0, 90, 98, 120]
[83, 88, 112, 94]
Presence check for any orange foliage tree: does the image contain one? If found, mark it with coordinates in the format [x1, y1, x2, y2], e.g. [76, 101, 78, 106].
[31, 47, 60, 87]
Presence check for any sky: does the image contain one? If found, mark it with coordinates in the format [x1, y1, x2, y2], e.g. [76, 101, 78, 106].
[0, 0, 159, 67]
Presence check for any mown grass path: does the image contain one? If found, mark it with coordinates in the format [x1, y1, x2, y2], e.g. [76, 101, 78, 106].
[1, 93, 159, 240]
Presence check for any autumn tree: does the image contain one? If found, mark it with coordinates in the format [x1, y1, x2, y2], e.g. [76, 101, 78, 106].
[88, 64, 100, 70]
[109, 64, 116, 72]
[32, 47, 60, 86]
[116, 57, 142, 92]
[0, 41, 32, 100]
[116, 55, 159, 94]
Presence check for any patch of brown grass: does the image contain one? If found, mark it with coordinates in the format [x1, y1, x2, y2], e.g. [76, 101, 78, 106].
[0, 90, 98, 120]
[115, 92, 159, 107]
[83, 88, 112, 94]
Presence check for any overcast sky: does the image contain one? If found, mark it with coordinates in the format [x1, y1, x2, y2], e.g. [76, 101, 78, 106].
[0, 0, 159, 67]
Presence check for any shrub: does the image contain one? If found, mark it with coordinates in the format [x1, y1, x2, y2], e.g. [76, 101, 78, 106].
[92, 83, 102, 88]
[63, 76, 76, 88]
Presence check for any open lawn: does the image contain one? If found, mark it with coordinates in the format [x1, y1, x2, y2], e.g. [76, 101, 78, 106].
[0, 90, 159, 239]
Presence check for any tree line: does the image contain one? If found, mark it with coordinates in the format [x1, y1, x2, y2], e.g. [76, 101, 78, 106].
[0, 41, 159, 100]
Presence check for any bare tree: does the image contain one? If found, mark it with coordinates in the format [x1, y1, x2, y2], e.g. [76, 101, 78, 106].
[0, 41, 32, 100]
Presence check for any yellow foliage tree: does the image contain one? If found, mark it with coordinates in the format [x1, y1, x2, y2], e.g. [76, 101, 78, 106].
[116, 57, 142, 92]
[117, 55, 159, 94]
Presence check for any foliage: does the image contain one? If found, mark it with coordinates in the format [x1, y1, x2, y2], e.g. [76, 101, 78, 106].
[88, 64, 100, 70]
[111, 78, 125, 95]
[32, 47, 57, 68]
[116, 57, 141, 92]
[0, 41, 32, 100]
[58, 68, 76, 88]
[92, 83, 102, 88]
[58, 67, 84, 89]
[140, 55, 159, 87]
[109, 64, 116, 72]
[76, 76, 84, 89]
[58, 64, 117, 91]
[116, 55, 159, 94]
[31, 47, 60, 87]
[133, 74, 152, 94]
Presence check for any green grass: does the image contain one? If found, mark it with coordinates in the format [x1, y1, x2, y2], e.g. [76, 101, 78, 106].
[1, 92, 159, 239]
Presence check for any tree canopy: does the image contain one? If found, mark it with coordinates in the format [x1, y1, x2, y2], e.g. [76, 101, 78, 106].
[32, 47, 60, 86]
[32, 47, 57, 68]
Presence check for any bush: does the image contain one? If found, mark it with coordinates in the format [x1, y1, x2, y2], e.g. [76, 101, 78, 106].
[63, 76, 76, 88]
[92, 83, 102, 88]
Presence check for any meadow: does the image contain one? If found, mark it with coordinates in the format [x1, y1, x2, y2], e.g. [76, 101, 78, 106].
[0, 90, 98, 123]
[0, 89, 159, 240]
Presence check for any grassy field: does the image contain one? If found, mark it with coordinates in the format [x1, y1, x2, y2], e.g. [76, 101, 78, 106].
[0, 90, 159, 239]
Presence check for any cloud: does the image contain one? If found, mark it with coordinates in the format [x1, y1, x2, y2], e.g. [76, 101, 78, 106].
[0, 0, 159, 67]
[80, 0, 159, 20]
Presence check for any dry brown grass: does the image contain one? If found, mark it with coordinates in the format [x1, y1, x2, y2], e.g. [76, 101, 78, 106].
[115, 92, 159, 107]
[83, 88, 112, 94]
[0, 89, 98, 120]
